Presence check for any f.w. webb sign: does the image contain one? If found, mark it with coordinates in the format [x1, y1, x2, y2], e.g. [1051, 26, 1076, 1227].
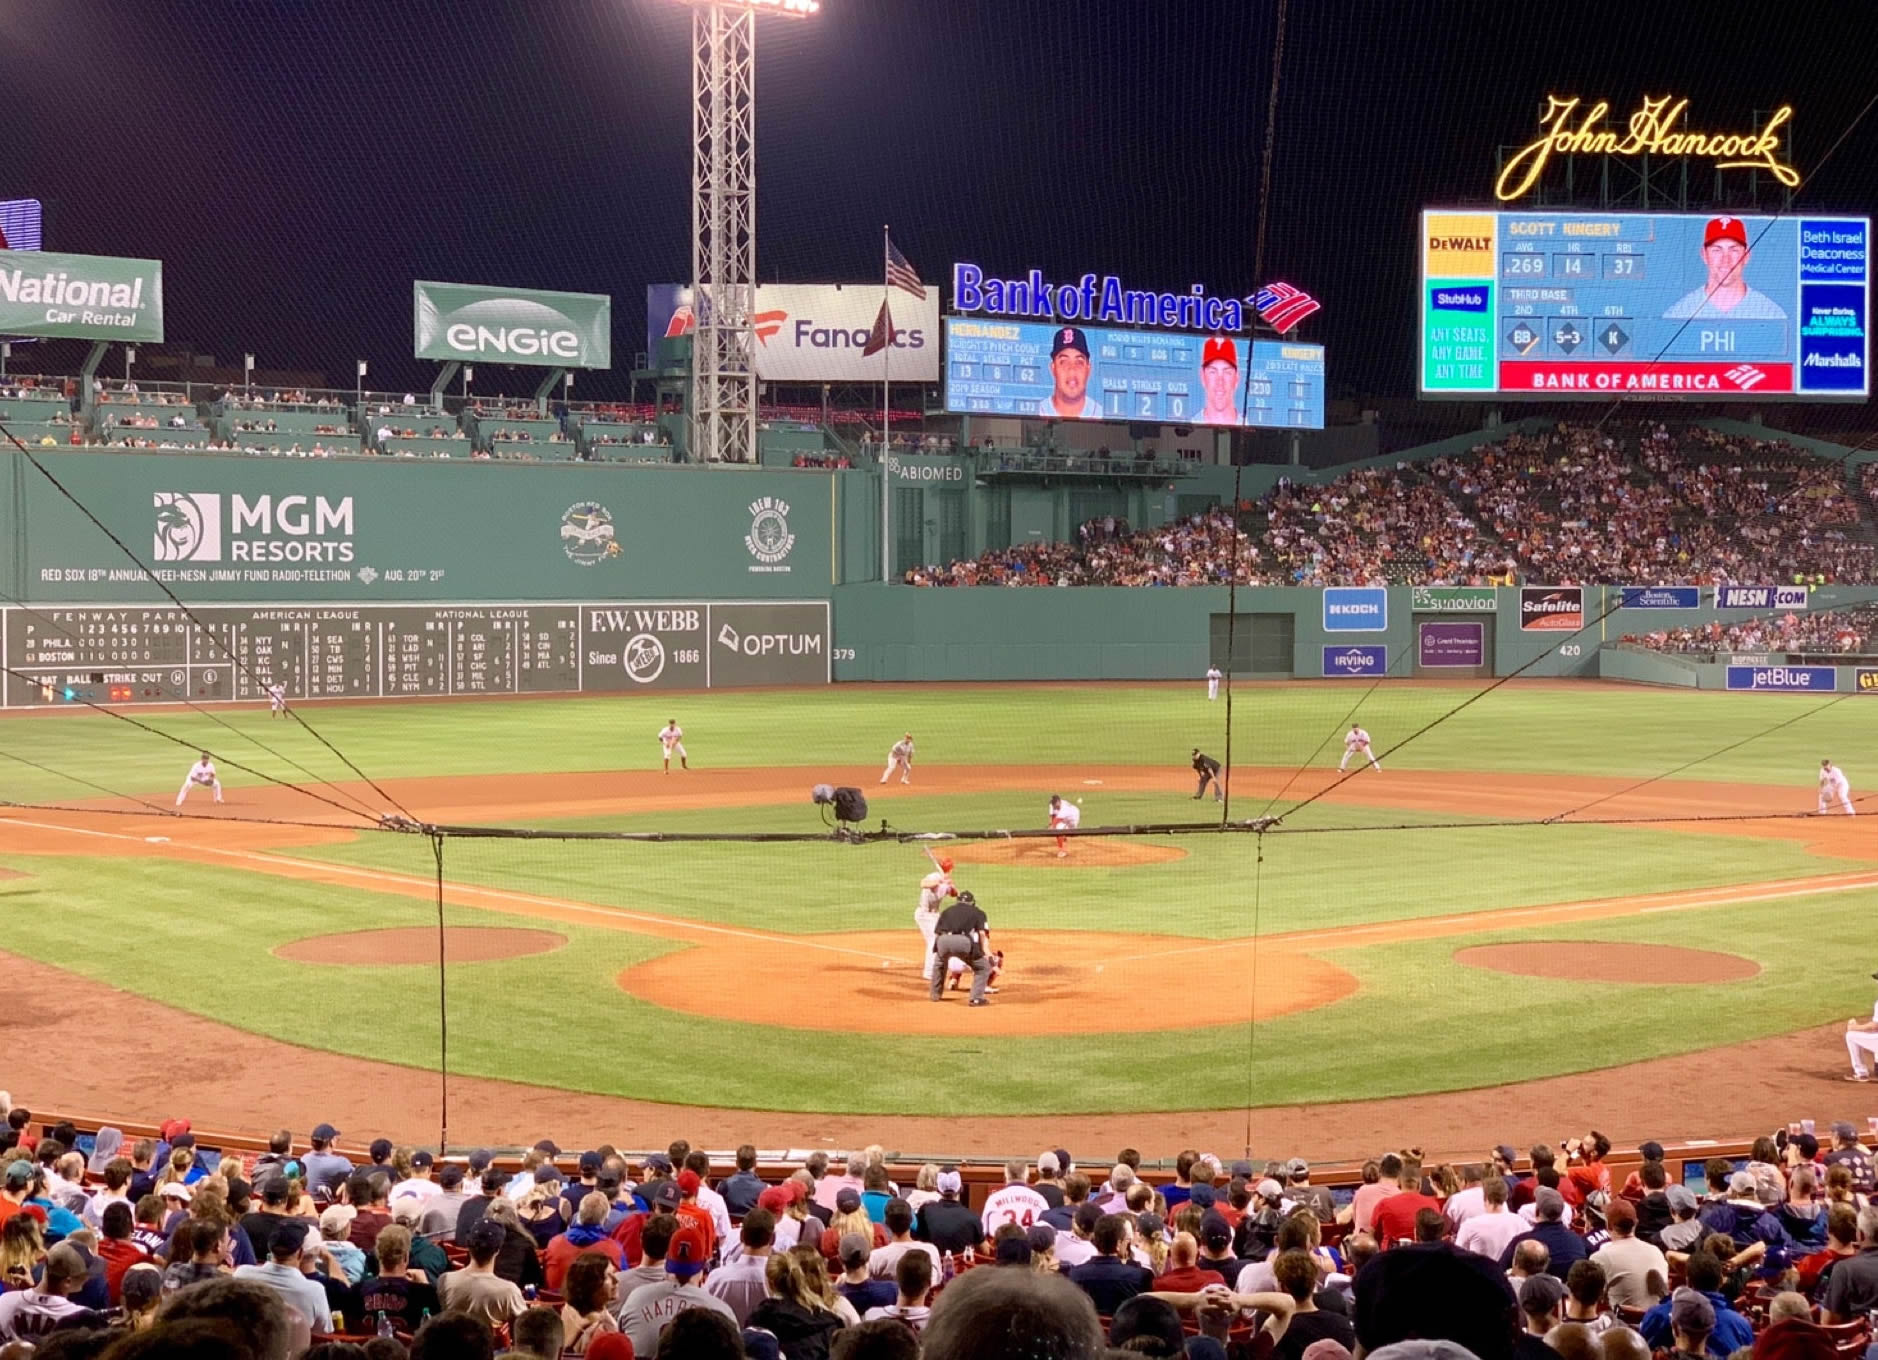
[414, 280, 611, 368]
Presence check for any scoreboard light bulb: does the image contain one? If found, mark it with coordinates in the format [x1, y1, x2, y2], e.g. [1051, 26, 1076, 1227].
[673, 0, 820, 14]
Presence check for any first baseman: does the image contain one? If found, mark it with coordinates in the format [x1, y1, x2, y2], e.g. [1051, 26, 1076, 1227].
[1820, 759, 1854, 815]
[177, 752, 223, 806]
[659, 720, 687, 773]
[1048, 794, 1081, 858]
[881, 733, 915, 785]
[1339, 725, 1382, 773]
[915, 856, 958, 981]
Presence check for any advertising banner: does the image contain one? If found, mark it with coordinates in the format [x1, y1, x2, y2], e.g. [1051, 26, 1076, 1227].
[0, 249, 163, 341]
[1410, 585, 1498, 612]
[1323, 645, 1387, 677]
[1519, 586, 1584, 631]
[0, 200, 43, 252]
[1420, 210, 1870, 401]
[1323, 587, 1387, 632]
[1857, 669, 1878, 693]
[1620, 586, 1700, 609]
[1418, 621, 1485, 667]
[1717, 585, 1810, 610]
[943, 317, 1325, 428]
[414, 280, 611, 368]
[1725, 664, 1836, 692]
[647, 283, 940, 383]
[885, 454, 969, 485]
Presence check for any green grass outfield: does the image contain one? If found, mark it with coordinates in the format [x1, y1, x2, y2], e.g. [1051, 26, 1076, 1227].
[2, 680, 1876, 1115]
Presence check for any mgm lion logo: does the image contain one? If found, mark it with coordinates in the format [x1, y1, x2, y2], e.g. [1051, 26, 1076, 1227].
[745, 496, 794, 569]
[560, 501, 620, 566]
[153, 493, 221, 562]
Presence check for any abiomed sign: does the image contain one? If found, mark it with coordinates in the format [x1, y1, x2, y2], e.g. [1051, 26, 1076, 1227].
[414, 280, 611, 368]
[0, 249, 164, 342]
[1496, 96, 1798, 203]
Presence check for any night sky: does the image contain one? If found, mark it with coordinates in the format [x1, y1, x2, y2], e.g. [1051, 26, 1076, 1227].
[4, 0, 1873, 406]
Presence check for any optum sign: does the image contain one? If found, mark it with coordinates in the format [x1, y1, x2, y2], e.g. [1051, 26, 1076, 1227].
[413, 280, 612, 369]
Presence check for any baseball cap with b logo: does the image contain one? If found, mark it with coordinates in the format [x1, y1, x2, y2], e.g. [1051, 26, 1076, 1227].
[1704, 216, 1749, 248]
[1051, 327, 1090, 359]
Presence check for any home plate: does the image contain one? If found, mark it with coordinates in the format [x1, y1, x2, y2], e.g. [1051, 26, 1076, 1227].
[145, 836, 170, 844]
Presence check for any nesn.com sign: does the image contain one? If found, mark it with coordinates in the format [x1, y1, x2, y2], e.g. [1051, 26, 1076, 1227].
[1323, 587, 1387, 632]
[1717, 585, 1809, 610]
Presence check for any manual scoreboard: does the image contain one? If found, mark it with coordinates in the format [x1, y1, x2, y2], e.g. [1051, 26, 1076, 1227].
[1420, 210, 1868, 399]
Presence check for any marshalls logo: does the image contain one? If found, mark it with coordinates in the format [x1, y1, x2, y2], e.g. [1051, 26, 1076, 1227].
[560, 502, 619, 566]
[745, 497, 795, 572]
[153, 492, 221, 562]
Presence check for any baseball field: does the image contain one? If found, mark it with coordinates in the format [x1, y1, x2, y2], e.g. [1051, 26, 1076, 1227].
[2, 678, 1875, 1155]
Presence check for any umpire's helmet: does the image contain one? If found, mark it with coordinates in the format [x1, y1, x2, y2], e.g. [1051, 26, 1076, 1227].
[956, 891, 976, 909]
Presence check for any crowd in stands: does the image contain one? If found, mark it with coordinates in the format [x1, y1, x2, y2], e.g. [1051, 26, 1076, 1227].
[1622, 606, 1878, 657]
[792, 454, 854, 469]
[0, 1105, 1873, 1360]
[94, 382, 189, 406]
[912, 425, 1878, 589]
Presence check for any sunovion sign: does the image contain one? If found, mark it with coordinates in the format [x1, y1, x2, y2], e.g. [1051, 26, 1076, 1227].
[414, 280, 611, 368]
[951, 263, 1249, 333]
[0, 249, 164, 342]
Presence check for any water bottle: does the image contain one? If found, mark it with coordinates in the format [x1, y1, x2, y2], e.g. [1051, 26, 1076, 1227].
[377, 1311, 394, 1339]
[525, 1284, 537, 1302]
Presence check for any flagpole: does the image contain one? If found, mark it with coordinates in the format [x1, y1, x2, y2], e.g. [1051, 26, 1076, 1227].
[881, 223, 891, 582]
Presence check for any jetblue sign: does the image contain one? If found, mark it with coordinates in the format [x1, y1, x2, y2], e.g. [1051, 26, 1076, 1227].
[1323, 645, 1387, 677]
[1323, 587, 1387, 632]
[952, 263, 1248, 333]
[1725, 665, 1836, 692]
[1717, 585, 1809, 610]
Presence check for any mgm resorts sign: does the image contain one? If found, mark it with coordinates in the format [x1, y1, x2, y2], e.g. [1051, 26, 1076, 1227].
[413, 280, 612, 368]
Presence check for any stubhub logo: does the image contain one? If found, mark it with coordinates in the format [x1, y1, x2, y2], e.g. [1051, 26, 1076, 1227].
[1431, 288, 1489, 312]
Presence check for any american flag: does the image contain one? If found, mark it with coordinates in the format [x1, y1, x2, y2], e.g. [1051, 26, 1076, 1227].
[886, 238, 925, 299]
[1254, 282, 1321, 332]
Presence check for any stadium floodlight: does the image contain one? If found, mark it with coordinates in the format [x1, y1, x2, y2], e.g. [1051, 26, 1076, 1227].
[673, 0, 820, 15]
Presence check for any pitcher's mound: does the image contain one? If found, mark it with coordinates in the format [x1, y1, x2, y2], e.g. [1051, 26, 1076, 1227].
[1455, 940, 1760, 984]
[275, 926, 567, 966]
[949, 840, 1186, 868]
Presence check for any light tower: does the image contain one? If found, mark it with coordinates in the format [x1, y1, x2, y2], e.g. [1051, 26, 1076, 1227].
[679, 0, 820, 464]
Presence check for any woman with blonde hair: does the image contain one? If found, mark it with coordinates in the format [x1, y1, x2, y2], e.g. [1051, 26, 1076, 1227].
[482, 1195, 546, 1293]
[154, 1147, 193, 1193]
[0, 1215, 45, 1289]
[789, 1245, 859, 1325]
[817, 1189, 887, 1260]
[904, 1163, 941, 1212]
[748, 1250, 846, 1360]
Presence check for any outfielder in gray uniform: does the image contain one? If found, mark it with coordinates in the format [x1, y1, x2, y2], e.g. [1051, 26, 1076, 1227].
[929, 892, 992, 1006]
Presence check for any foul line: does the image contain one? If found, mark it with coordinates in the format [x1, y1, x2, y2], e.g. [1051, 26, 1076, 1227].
[0, 815, 914, 966]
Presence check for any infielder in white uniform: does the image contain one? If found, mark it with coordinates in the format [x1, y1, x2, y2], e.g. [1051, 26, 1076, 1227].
[1205, 665, 1222, 701]
[881, 733, 914, 785]
[658, 720, 687, 773]
[267, 683, 287, 718]
[1048, 794, 1082, 858]
[1847, 981, 1878, 1080]
[915, 857, 957, 981]
[1819, 759, 1855, 815]
[177, 752, 223, 806]
[1339, 725, 1382, 773]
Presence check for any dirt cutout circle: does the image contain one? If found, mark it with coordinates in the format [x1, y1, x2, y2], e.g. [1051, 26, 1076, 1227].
[1454, 940, 1761, 984]
[948, 841, 1186, 868]
[275, 926, 567, 966]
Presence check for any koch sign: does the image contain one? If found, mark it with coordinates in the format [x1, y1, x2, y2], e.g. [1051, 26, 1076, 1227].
[1323, 587, 1387, 632]
[1620, 586, 1700, 609]
[1725, 665, 1836, 691]
[1717, 585, 1809, 610]
[1323, 645, 1386, 677]
[1418, 622, 1485, 667]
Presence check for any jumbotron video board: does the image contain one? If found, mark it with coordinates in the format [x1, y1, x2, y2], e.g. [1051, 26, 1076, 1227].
[1420, 210, 1868, 399]
[945, 318, 1325, 428]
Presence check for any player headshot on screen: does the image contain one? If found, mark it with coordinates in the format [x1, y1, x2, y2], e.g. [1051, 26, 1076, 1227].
[1039, 326, 1104, 419]
[1663, 216, 1787, 320]
[1197, 336, 1240, 425]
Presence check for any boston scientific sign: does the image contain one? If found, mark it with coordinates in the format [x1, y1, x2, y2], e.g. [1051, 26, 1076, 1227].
[952, 262, 1248, 333]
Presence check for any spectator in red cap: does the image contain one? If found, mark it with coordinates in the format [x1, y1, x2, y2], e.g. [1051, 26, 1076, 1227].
[619, 1224, 735, 1358]
[675, 1170, 718, 1264]
[1198, 336, 1241, 426]
[1665, 216, 1786, 320]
